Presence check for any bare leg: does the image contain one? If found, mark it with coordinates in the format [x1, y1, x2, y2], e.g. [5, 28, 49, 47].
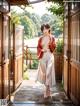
[39, 59, 52, 98]
[46, 85, 50, 97]
[44, 85, 51, 98]
[44, 59, 52, 98]
[39, 61, 47, 98]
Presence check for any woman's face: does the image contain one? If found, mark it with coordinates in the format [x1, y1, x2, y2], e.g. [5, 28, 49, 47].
[43, 27, 50, 35]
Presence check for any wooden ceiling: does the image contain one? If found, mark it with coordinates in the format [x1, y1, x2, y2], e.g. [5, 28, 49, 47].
[7, 0, 29, 5]
[7, 0, 54, 5]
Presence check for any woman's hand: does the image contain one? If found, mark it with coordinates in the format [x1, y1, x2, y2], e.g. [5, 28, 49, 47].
[41, 49, 47, 52]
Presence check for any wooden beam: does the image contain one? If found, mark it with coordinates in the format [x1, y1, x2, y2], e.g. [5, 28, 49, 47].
[67, 2, 71, 98]
[7, 0, 29, 5]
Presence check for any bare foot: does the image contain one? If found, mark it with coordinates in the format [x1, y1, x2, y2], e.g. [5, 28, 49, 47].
[44, 86, 51, 98]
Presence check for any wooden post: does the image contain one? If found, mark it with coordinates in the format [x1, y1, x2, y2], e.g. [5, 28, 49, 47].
[26, 46, 28, 65]
[67, 2, 71, 97]
[13, 23, 15, 91]
[8, 5, 11, 101]
[30, 53, 31, 69]
[22, 28, 24, 79]
[1, 13, 4, 99]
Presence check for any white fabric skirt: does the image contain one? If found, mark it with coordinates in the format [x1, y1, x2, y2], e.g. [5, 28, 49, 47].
[35, 51, 56, 88]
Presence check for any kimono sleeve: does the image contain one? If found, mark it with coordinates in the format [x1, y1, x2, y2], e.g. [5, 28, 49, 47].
[49, 37, 56, 53]
[37, 37, 43, 59]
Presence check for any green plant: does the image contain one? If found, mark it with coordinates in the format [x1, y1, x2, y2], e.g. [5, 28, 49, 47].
[23, 71, 29, 80]
[31, 60, 38, 69]
[24, 64, 27, 72]
[56, 38, 63, 53]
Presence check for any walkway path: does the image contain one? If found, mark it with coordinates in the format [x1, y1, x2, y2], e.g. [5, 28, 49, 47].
[10, 70, 76, 106]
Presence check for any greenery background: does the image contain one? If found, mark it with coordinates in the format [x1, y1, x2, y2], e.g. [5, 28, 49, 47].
[11, 0, 63, 39]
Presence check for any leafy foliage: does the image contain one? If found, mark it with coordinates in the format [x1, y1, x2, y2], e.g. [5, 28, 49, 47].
[48, 4, 64, 16]
[47, 1, 64, 37]
[11, 2, 64, 39]
[48, 0, 64, 16]
[41, 14, 52, 24]
[56, 38, 63, 53]
[31, 60, 38, 69]
[11, 11, 21, 25]
[20, 15, 37, 39]
[41, 14, 63, 37]
[23, 70, 29, 80]
[48, 0, 64, 5]
[30, 13, 41, 33]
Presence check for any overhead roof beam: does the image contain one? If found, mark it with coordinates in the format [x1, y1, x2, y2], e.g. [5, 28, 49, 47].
[7, 0, 29, 5]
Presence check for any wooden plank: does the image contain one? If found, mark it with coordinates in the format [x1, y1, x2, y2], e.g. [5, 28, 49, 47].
[0, 13, 2, 98]
[13, 23, 15, 90]
[1, 13, 4, 99]
[63, 58, 68, 93]
[3, 61, 9, 98]
[7, 0, 29, 5]
[70, 61, 79, 105]
[15, 56, 23, 89]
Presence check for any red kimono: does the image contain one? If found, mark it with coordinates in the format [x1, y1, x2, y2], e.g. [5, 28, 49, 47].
[37, 36, 56, 59]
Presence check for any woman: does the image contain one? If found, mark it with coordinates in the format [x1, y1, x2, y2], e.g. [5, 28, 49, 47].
[36, 24, 56, 98]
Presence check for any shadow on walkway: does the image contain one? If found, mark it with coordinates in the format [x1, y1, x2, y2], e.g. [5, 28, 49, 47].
[10, 79, 75, 106]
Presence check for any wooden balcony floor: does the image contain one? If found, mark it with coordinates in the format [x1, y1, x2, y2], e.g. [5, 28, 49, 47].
[10, 69, 76, 106]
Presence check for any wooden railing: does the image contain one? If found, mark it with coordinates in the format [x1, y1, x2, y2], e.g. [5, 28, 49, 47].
[24, 46, 38, 69]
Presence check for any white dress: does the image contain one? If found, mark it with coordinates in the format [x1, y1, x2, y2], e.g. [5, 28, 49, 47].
[36, 35, 56, 88]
